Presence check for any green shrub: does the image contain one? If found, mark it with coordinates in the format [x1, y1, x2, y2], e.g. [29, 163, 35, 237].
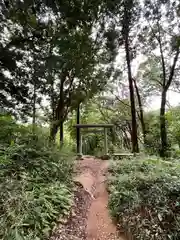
[0, 116, 74, 240]
[108, 157, 180, 240]
[0, 114, 18, 146]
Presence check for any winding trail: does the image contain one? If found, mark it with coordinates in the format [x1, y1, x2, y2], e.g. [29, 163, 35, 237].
[51, 157, 125, 240]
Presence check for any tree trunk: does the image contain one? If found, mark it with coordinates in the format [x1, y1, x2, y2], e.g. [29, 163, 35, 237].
[58, 75, 65, 145]
[76, 103, 80, 153]
[50, 78, 55, 122]
[160, 90, 168, 157]
[50, 71, 66, 142]
[124, 30, 139, 153]
[50, 123, 59, 142]
[123, 130, 131, 150]
[133, 78, 146, 145]
[32, 82, 36, 133]
[60, 119, 64, 147]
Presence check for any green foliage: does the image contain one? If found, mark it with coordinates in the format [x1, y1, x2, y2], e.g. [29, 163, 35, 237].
[143, 107, 180, 156]
[108, 157, 180, 240]
[144, 111, 161, 154]
[166, 107, 180, 148]
[0, 116, 74, 240]
[0, 0, 115, 122]
[0, 114, 18, 145]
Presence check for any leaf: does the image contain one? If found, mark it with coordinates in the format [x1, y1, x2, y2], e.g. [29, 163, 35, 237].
[158, 213, 163, 222]
[28, 14, 37, 28]
[42, 227, 51, 237]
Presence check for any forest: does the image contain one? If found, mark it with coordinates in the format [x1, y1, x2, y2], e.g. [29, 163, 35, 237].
[0, 0, 180, 239]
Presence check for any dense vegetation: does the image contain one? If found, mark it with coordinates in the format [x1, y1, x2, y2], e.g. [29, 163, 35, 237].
[108, 157, 180, 239]
[0, 0, 180, 239]
[0, 115, 73, 239]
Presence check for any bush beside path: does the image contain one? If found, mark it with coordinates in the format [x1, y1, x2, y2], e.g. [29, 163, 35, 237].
[108, 157, 180, 240]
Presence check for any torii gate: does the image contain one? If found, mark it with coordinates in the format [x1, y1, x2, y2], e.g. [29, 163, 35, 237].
[74, 124, 114, 156]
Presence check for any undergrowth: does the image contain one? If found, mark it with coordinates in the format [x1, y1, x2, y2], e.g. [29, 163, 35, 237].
[0, 115, 74, 240]
[108, 157, 180, 240]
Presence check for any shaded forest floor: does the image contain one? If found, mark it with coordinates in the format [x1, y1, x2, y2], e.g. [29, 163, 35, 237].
[50, 157, 126, 240]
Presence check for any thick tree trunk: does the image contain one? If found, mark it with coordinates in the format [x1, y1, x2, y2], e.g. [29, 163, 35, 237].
[60, 119, 64, 147]
[124, 33, 139, 153]
[50, 71, 66, 143]
[160, 90, 168, 157]
[133, 78, 146, 145]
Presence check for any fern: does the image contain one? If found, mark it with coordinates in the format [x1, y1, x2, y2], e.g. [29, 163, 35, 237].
[0, 116, 74, 240]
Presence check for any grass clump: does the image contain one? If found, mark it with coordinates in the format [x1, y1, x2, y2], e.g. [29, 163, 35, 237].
[108, 157, 180, 240]
[0, 115, 74, 240]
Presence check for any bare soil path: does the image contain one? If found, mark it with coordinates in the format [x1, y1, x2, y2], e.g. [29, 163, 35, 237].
[50, 157, 125, 240]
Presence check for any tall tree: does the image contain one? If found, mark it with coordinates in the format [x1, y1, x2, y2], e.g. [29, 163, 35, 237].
[141, 0, 180, 157]
[133, 77, 146, 145]
[122, 0, 139, 152]
[103, 0, 140, 152]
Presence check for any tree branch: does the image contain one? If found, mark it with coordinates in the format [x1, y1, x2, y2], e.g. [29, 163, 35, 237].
[157, 21, 166, 87]
[165, 48, 180, 92]
[143, 8, 166, 86]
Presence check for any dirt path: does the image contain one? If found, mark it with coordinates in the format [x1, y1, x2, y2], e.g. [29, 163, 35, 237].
[51, 157, 125, 240]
